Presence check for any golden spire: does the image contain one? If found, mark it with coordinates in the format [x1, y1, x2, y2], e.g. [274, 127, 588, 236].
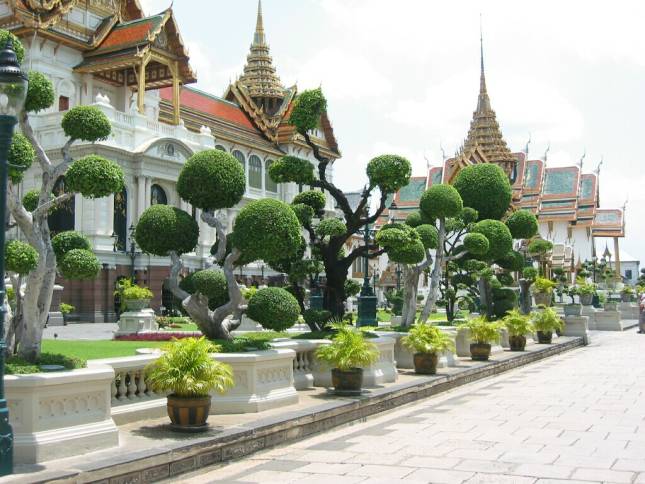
[463, 25, 516, 177]
[238, 0, 285, 111]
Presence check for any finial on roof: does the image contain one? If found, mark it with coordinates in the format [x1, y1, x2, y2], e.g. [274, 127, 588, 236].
[525, 133, 531, 155]
[543, 143, 550, 163]
[594, 156, 603, 176]
[254, 0, 265, 46]
[477, 15, 490, 112]
[579, 149, 586, 170]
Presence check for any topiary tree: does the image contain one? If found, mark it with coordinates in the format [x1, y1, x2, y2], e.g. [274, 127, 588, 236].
[5, 33, 125, 361]
[453, 163, 512, 220]
[269, 88, 412, 316]
[136, 149, 304, 340]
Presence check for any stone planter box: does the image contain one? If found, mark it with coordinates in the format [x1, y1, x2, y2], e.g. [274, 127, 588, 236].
[564, 304, 582, 317]
[534, 292, 552, 307]
[124, 299, 150, 311]
[6, 367, 118, 464]
[373, 331, 455, 370]
[618, 302, 639, 320]
[311, 337, 397, 388]
[595, 309, 629, 331]
[454, 327, 504, 358]
[563, 315, 590, 345]
[604, 302, 618, 312]
[115, 308, 158, 336]
[579, 293, 594, 306]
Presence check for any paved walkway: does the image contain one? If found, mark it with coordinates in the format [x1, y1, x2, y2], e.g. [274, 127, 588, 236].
[43, 322, 117, 340]
[177, 330, 645, 483]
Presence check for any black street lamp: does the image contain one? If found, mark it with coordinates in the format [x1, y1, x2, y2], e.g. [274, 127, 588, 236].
[396, 263, 402, 291]
[0, 39, 28, 476]
[357, 222, 377, 327]
[128, 224, 140, 282]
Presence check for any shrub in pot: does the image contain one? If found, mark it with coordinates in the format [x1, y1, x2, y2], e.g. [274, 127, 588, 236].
[117, 279, 153, 311]
[315, 323, 379, 394]
[532, 277, 556, 307]
[60, 302, 74, 325]
[563, 286, 582, 317]
[502, 309, 534, 351]
[401, 324, 455, 375]
[531, 306, 564, 344]
[457, 317, 502, 361]
[576, 280, 596, 306]
[620, 286, 634, 303]
[145, 337, 234, 431]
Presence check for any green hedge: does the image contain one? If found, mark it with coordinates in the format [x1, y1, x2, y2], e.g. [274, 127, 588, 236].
[246, 287, 300, 331]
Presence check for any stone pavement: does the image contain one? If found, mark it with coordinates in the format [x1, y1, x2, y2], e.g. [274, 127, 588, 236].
[43, 322, 117, 340]
[177, 330, 645, 483]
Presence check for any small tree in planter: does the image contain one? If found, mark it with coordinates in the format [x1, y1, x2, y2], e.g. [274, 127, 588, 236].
[59, 303, 74, 325]
[528, 239, 553, 276]
[502, 309, 534, 351]
[576, 279, 596, 306]
[136, 149, 303, 340]
[401, 324, 455, 374]
[620, 286, 635, 303]
[532, 277, 556, 307]
[122, 283, 153, 311]
[4, 239, 38, 351]
[457, 317, 502, 361]
[564, 286, 582, 316]
[145, 337, 234, 431]
[315, 323, 379, 394]
[531, 306, 564, 344]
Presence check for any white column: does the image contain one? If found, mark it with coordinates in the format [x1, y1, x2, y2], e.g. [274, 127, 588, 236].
[137, 176, 145, 219]
[145, 178, 152, 210]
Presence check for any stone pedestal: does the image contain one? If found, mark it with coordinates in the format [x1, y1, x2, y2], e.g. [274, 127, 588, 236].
[581, 305, 597, 330]
[455, 328, 503, 358]
[564, 315, 590, 345]
[238, 314, 263, 332]
[618, 302, 639, 320]
[594, 310, 625, 331]
[115, 309, 157, 336]
[47, 284, 65, 327]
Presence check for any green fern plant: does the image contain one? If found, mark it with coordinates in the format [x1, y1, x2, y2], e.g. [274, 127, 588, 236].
[315, 323, 379, 371]
[457, 317, 502, 344]
[145, 337, 234, 398]
[502, 309, 534, 336]
[401, 324, 455, 354]
[531, 307, 564, 333]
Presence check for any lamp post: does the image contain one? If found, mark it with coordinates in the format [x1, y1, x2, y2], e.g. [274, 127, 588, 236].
[128, 224, 139, 282]
[395, 263, 402, 291]
[0, 38, 28, 476]
[357, 222, 377, 327]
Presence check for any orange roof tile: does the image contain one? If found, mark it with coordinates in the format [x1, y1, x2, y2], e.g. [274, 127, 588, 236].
[99, 19, 157, 50]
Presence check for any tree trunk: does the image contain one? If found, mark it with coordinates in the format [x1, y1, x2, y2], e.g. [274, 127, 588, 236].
[401, 266, 420, 328]
[478, 276, 493, 319]
[323, 265, 347, 318]
[519, 278, 532, 315]
[420, 219, 446, 323]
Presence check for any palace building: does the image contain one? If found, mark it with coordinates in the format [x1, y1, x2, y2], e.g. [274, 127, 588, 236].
[3, 0, 340, 322]
[379, 39, 625, 288]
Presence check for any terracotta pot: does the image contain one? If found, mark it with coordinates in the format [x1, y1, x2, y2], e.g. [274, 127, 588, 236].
[413, 352, 439, 375]
[470, 343, 491, 361]
[331, 368, 363, 393]
[564, 304, 582, 317]
[579, 293, 594, 306]
[536, 331, 553, 344]
[534, 292, 552, 307]
[167, 395, 211, 431]
[509, 335, 526, 351]
[124, 299, 150, 311]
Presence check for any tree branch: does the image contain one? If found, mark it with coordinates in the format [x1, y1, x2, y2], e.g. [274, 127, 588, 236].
[52, 138, 76, 180]
[19, 112, 52, 172]
[32, 192, 75, 219]
[201, 209, 227, 262]
[167, 251, 190, 301]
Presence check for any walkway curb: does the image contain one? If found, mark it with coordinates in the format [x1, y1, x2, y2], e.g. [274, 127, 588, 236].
[21, 337, 584, 484]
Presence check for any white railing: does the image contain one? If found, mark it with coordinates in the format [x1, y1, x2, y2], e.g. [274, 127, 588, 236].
[269, 339, 329, 390]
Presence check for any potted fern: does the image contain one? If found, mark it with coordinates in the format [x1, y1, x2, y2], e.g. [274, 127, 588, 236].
[532, 277, 556, 307]
[401, 324, 455, 375]
[145, 337, 234, 431]
[531, 307, 564, 344]
[315, 323, 379, 394]
[502, 309, 534, 351]
[457, 317, 502, 361]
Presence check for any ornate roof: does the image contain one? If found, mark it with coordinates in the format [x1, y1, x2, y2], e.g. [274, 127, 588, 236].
[238, 0, 285, 100]
[462, 36, 516, 175]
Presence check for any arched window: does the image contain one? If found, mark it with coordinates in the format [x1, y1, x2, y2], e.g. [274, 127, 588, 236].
[265, 159, 278, 193]
[232, 150, 245, 173]
[48, 176, 74, 235]
[249, 155, 262, 189]
[150, 184, 167, 205]
[215, 145, 227, 151]
[113, 188, 127, 251]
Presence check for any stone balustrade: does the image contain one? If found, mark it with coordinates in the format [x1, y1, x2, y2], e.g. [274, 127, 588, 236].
[269, 339, 329, 390]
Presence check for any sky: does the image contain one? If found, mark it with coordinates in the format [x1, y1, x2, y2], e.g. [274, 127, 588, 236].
[142, 0, 645, 265]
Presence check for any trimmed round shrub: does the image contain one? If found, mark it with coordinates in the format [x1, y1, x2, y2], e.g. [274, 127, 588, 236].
[387, 240, 425, 264]
[289, 88, 327, 134]
[366, 154, 412, 193]
[415, 224, 438, 249]
[292, 190, 326, 213]
[59, 248, 100, 280]
[232, 199, 302, 263]
[316, 218, 346, 238]
[191, 269, 229, 310]
[420, 184, 463, 220]
[62, 106, 111, 141]
[22, 189, 40, 212]
[497, 272, 515, 286]
[528, 238, 553, 256]
[522, 267, 538, 281]
[269, 156, 315, 185]
[492, 287, 518, 318]
[461, 207, 479, 224]
[471, 219, 513, 260]
[453, 164, 512, 220]
[506, 209, 538, 239]
[464, 232, 490, 256]
[177, 150, 245, 210]
[25, 71, 54, 113]
[291, 203, 314, 226]
[135, 205, 199, 256]
[405, 211, 423, 227]
[246, 287, 300, 331]
[376, 223, 419, 248]
[0, 30, 24, 64]
[51, 231, 91, 260]
[65, 155, 124, 198]
[8, 133, 35, 183]
[496, 250, 525, 272]
[344, 279, 361, 297]
[5, 240, 38, 274]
